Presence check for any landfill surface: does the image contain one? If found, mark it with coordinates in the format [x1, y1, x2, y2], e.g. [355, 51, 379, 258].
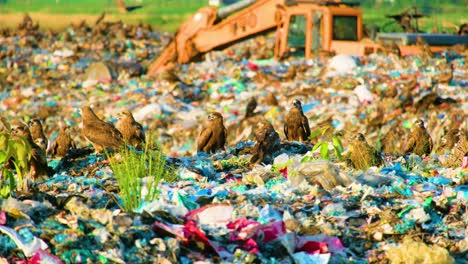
[0, 17, 467, 264]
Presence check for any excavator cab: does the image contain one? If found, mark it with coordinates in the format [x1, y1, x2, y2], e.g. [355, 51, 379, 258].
[275, 1, 363, 59]
[275, 7, 323, 59]
[147, 0, 377, 75]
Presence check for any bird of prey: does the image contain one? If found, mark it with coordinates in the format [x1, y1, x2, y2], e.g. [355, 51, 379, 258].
[48, 122, 76, 158]
[245, 97, 258, 119]
[442, 129, 468, 168]
[250, 118, 281, 164]
[404, 119, 433, 157]
[197, 112, 227, 153]
[264, 91, 279, 106]
[115, 110, 146, 150]
[434, 63, 453, 85]
[348, 133, 383, 170]
[29, 118, 48, 151]
[284, 99, 311, 142]
[436, 128, 461, 155]
[10, 122, 50, 180]
[81, 106, 124, 152]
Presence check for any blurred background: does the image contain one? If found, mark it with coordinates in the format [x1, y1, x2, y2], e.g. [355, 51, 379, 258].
[0, 0, 466, 33]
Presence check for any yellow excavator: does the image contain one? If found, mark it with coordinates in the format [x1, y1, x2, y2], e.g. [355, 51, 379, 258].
[146, 0, 468, 75]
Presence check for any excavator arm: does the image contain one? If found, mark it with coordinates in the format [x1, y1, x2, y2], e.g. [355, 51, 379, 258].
[148, 0, 284, 75]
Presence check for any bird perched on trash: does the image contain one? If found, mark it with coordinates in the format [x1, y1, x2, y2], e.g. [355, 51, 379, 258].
[29, 118, 48, 151]
[197, 112, 227, 154]
[10, 122, 50, 181]
[115, 110, 146, 150]
[434, 63, 454, 86]
[436, 128, 461, 155]
[441, 129, 468, 168]
[244, 97, 258, 119]
[347, 133, 383, 170]
[250, 118, 281, 164]
[48, 122, 76, 158]
[404, 119, 433, 157]
[81, 106, 124, 152]
[284, 99, 311, 142]
[264, 91, 279, 106]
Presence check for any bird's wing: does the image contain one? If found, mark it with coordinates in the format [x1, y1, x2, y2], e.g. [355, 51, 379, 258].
[256, 128, 268, 143]
[70, 138, 77, 150]
[197, 128, 212, 152]
[134, 122, 146, 142]
[47, 139, 57, 156]
[284, 122, 289, 140]
[428, 133, 434, 153]
[31, 146, 47, 165]
[301, 115, 311, 139]
[222, 126, 227, 148]
[84, 121, 123, 148]
[404, 134, 416, 154]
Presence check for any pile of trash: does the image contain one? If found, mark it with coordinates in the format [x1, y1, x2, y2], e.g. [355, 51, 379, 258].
[0, 16, 467, 263]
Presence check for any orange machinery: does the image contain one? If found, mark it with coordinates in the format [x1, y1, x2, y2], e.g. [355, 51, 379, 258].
[147, 0, 467, 75]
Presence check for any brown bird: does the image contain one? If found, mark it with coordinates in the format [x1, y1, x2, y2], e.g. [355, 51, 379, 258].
[442, 129, 468, 168]
[250, 119, 281, 164]
[348, 133, 383, 170]
[197, 112, 227, 154]
[115, 110, 146, 150]
[404, 119, 433, 157]
[284, 99, 311, 142]
[436, 128, 461, 155]
[245, 97, 258, 119]
[264, 91, 279, 106]
[10, 122, 50, 181]
[434, 63, 454, 85]
[81, 106, 124, 152]
[29, 118, 48, 151]
[48, 123, 76, 158]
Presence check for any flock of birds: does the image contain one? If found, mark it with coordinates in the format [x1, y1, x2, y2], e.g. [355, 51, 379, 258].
[2, 96, 467, 187]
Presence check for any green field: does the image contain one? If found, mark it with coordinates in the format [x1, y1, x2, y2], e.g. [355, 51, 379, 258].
[0, 0, 466, 32]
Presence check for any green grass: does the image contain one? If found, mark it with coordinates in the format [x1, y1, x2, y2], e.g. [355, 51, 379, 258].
[0, 0, 465, 32]
[0, 0, 207, 14]
[0, 0, 207, 31]
[107, 136, 176, 212]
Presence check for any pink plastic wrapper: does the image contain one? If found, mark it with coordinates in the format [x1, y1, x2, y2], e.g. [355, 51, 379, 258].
[244, 238, 259, 254]
[259, 221, 286, 243]
[246, 61, 259, 71]
[296, 241, 328, 254]
[296, 234, 345, 254]
[183, 220, 232, 259]
[226, 217, 261, 241]
[13, 249, 62, 264]
[278, 167, 288, 179]
[462, 156, 468, 169]
[0, 211, 6, 225]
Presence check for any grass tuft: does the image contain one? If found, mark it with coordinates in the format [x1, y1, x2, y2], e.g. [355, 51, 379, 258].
[107, 134, 175, 212]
